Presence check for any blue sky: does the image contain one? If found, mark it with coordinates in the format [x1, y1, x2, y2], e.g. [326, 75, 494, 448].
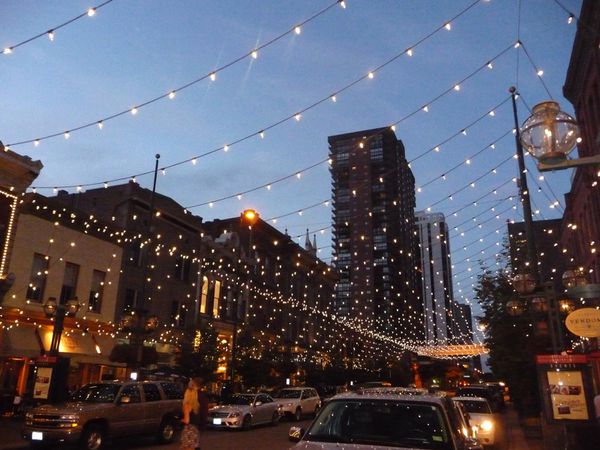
[0, 0, 583, 322]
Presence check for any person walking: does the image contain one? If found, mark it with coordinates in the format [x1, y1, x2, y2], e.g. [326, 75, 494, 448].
[180, 378, 208, 450]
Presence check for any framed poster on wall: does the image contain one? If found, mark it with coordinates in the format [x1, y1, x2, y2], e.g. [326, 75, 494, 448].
[536, 354, 595, 424]
[33, 366, 53, 400]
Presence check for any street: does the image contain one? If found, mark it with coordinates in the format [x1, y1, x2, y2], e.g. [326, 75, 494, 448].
[3, 406, 542, 450]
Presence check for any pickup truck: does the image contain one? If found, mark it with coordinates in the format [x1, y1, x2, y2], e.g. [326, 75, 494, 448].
[22, 380, 183, 450]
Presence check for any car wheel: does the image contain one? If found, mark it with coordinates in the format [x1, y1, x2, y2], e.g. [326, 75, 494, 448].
[242, 415, 252, 431]
[294, 407, 302, 421]
[270, 410, 280, 426]
[80, 424, 105, 450]
[157, 418, 176, 444]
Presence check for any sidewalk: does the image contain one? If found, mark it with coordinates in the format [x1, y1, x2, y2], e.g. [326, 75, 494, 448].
[0, 415, 26, 450]
[501, 406, 544, 450]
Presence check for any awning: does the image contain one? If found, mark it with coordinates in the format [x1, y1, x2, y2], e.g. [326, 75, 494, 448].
[0, 326, 43, 358]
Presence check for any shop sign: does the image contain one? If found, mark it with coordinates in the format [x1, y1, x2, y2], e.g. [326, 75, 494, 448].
[565, 308, 600, 338]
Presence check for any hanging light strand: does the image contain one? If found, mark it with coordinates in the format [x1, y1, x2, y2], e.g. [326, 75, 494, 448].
[2, 0, 114, 56]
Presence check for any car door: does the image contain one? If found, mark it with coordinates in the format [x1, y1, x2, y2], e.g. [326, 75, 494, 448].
[142, 382, 164, 428]
[302, 389, 318, 413]
[255, 394, 272, 424]
[112, 383, 146, 437]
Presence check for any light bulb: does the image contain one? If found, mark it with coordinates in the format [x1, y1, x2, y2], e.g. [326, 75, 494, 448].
[487, 62, 493, 69]
[251, 50, 258, 59]
[3, 48, 13, 55]
[339, 0, 346, 8]
[368, 71, 374, 79]
[97, 121, 104, 129]
[131, 107, 138, 115]
[87, 8, 96, 17]
[64, 132, 70, 139]
[537, 69, 544, 76]
[223, 144, 229, 151]
[489, 111, 495, 117]
[568, 14, 574, 24]
[48, 30, 55, 41]
[423, 105, 429, 112]
[406, 48, 413, 56]
[454, 84, 460, 91]
[34, 140, 40, 147]
[168, 91, 176, 99]
[294, 113, 302, 121]
[331, 94, 337, 102]
[259, 131, 265, 139]
[294, 26, 301, 35]
[445, 22, 452, 30]
[210, 72, 216, 81]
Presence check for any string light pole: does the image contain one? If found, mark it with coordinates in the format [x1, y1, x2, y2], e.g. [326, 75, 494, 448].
[124, 154, 161, 377]
[43, 296, 81, 356]
[229, 209, 259, 381]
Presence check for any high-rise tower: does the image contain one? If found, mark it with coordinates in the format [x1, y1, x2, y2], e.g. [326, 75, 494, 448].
[328, 128, 422, 337]
[415, 211, 456, 342]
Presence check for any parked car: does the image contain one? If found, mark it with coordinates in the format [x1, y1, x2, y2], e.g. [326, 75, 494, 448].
[455, 385, 503, 412]
[453, 396, 497, 447]
[273, 387, 321, 421]
[22, 380, 183, 450]
[207, 393, 280, 430]
[289, 390, 483, 449]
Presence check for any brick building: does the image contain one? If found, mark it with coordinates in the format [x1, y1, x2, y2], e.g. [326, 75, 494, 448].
[561, 0, 600, 283]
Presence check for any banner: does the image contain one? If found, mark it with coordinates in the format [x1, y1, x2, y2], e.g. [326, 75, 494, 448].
[33, 367, 53, 400]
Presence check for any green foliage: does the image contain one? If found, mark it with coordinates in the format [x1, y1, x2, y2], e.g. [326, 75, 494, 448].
[474, 250, 551, 417]
[175, 322, 221, 380]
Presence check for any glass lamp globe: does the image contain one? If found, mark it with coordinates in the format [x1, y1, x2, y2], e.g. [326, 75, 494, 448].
[530, 296, 549, 313]
[145, 315, 159, 332]
[120, 314, 134, 331]
[558, 298, 576, 314]
[512, 273, 536, 295]
[520, 101, 580, 165]
[66, 297, 80, 316]
[43, 297, 58, 317]
[562, 268, 588, 289]
[506, 299, 525, 316]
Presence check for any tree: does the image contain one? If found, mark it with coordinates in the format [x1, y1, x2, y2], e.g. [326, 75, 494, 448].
[175, 321, 221, 380]
[474, 250, 551, 417]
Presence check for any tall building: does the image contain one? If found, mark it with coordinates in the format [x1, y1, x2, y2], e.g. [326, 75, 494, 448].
[561, 0, 600, 283]
[328, 127, 423, 338]
[416, 211, 456, 342]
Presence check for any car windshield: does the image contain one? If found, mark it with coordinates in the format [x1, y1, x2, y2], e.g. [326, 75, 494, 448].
[457, 400, 492, 414]
[227, 395, 254, 405]
[305, 399, 451, 449]
[70, 384, 121, 403]
[275, 390, 301, 399]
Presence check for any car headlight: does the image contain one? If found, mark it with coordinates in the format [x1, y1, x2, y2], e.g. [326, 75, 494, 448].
[286, 402, 294, 407]
[480, 420, 493, 431]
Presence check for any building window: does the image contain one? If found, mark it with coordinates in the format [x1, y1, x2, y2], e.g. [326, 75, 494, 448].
[212, 280, 221, 318]
[88, 270, 106, 313]
[124, 288, 138, 312]
[174, 256, 191, 282]
[60, 262, 79, 304]
[200, 276, 209, 314]
[170, 301, 186, 327]
[26, 253, 49, 302]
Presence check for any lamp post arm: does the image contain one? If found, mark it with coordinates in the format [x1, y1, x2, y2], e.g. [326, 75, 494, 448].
[537, 154, 600, 172]
[49, 307, 66, 356]
[510, 87, 540, 284]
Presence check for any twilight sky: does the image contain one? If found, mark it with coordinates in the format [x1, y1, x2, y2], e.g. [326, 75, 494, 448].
[0, 0, 583, 321]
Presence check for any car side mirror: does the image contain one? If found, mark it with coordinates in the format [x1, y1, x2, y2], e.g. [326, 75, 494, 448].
[289, 426, 304, 442]
[254, 401, 262, 407]
[465, 437, 484, 450]
[118, 395, 131, 404]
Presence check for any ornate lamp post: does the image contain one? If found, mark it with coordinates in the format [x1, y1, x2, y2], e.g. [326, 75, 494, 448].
[43, 296, 80, 356]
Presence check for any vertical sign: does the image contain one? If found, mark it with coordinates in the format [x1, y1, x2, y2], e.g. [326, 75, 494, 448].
[0, 190, 17, 275]
[546, 370, 589, 420]
[33, 367, 54, 400]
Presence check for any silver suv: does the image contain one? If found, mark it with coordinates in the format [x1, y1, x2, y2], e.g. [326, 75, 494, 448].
[273, 387, 321, 421]
[289, 390, 483, 449]
[22, 380, 183, 450]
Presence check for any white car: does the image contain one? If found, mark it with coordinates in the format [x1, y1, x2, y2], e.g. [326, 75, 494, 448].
[453, 396, 497, 447]
[207, 393, 281, 430]
[273, 387, 321, 421]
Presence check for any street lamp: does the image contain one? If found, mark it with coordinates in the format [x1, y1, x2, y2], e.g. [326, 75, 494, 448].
[43, 296, 80, 356]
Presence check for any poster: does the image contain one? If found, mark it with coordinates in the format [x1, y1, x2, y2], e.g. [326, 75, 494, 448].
[546, 370, 589, 420]
[33, 367, 53, 400]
